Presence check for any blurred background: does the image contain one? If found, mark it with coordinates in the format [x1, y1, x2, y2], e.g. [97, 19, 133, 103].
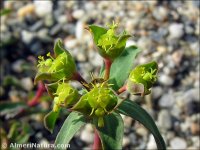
[0, 0, 199, 149]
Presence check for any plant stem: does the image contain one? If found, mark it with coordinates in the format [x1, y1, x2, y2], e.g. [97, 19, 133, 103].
[28, 81, 46, 107]
[117, 85, 127, 95]
[93, 129, 101, 150]
[73, 72, 90, 91]
[104, 58, 112, 80]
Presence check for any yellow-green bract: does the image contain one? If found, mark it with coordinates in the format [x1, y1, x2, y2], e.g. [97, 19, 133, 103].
[127, 61, 158, 96]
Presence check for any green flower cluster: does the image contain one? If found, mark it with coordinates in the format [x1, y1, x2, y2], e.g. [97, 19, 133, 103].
[87, 21, 131, 60]
[127, 61, 158, 96]
[35, 39, 76, 83]
[35, 24, 158, 128]
[36, 39, 118, 127]
[72, 82, 118, 127]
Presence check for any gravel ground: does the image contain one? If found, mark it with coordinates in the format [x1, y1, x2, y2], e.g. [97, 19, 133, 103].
[0, 0, 199, 150]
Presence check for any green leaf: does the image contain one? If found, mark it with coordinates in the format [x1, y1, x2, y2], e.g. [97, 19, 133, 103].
[117, 100, 166, 150]
[44, 110, 60, 133]
[54, 39, 65, 57]
[88, 25, 107, 45]
[95, 112, 124, 150]
[0, 8, 12, 16]
[0, 102, 27, 118]
[109, 45, 141, 90]
[55, 112, 86, 149]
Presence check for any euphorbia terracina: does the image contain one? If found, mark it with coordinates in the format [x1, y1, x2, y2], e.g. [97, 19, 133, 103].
[35, 22, 166, 150]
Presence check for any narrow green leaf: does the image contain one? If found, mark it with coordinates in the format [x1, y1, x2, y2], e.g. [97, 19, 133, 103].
[117, 100, 166, 150]
[109, 46, 140, 91]
[44, 110, 60, 133]
[96, 112, 124, 150]
[0, 102, 27, 112]
[55, 112, 86, 149]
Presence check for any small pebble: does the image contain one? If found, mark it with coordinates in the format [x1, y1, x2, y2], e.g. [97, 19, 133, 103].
[158, 110, 172, 130]
[80, 130, 94, 144]
[170, 137, 187, 149]
[158, 74, 174, 86]
[168, 23, 184, 39]
[20, 77, 33, 91]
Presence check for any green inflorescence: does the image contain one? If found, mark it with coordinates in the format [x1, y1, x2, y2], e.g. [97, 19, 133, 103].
[72, 81, 118, 127]
[128, 61, 158, 95]
[53, 82, 79, 112]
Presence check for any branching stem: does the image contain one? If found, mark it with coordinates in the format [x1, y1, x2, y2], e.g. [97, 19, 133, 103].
[104, 58, 112, 80]
[117, 85, 127, 95]
[28, 81, 46, 107]
[93, 129, 101, 150]
[73, 72, 90, 91]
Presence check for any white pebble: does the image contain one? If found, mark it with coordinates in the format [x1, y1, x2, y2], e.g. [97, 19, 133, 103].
[34, 0, 53, 18]
[158, 110, 172, 130]
[72, 9, 85, 19]
[168, 23, 184, 39]
[80, 130, 94, 143]
[20, 77, 33, 91]
[21, 30, 35, 44]
[170, 137, 187, 149]
[158, 74, 174, 86]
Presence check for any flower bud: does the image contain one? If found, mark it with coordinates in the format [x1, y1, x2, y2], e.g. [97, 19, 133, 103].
[87, 22, 131, 60]
[35, 39, 76, 83]
[127, 61, 158, 96]
[52, 82, 79, 112]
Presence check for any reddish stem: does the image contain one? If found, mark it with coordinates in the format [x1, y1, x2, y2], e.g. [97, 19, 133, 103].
[117, 85, 127, 95]
[27, 81, 46, 107]
[104, 58, 112, 80]
[93, 129, 101, 150]
[72, 72, 90, 91]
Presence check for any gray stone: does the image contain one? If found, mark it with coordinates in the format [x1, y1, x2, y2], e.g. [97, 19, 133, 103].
[21, 30, 35, 44]
[158, 74, 174, 86]
[170, 137, 187, 149]
[29, 20, 44, 32]
[147, 135, 157, 149]
[77, 52, 87, 62]
[12, 60, 25, 73]
[76, 21, 84, 40]
[122, 136, 130, 147]
[168, 23, 184, 39]
[136, 127, 148, 137]
[80, 130, 94, 144]
[152, 6, 168, 21]
[72, 9, 85, 19]
[89, 51, 103, 67]
[20, 77, 33, 91]
[37, 28, 52, 42]
[44, 14, 54, 27]
[34, 1, 53, 18]
[50, 24, 62, 36]
[152, 86, 163, 99]
[57, 15, 68, 24]
[159, 92, 175, 108]
[183, 88, 200, 103]
[158, 110, 172, 130]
